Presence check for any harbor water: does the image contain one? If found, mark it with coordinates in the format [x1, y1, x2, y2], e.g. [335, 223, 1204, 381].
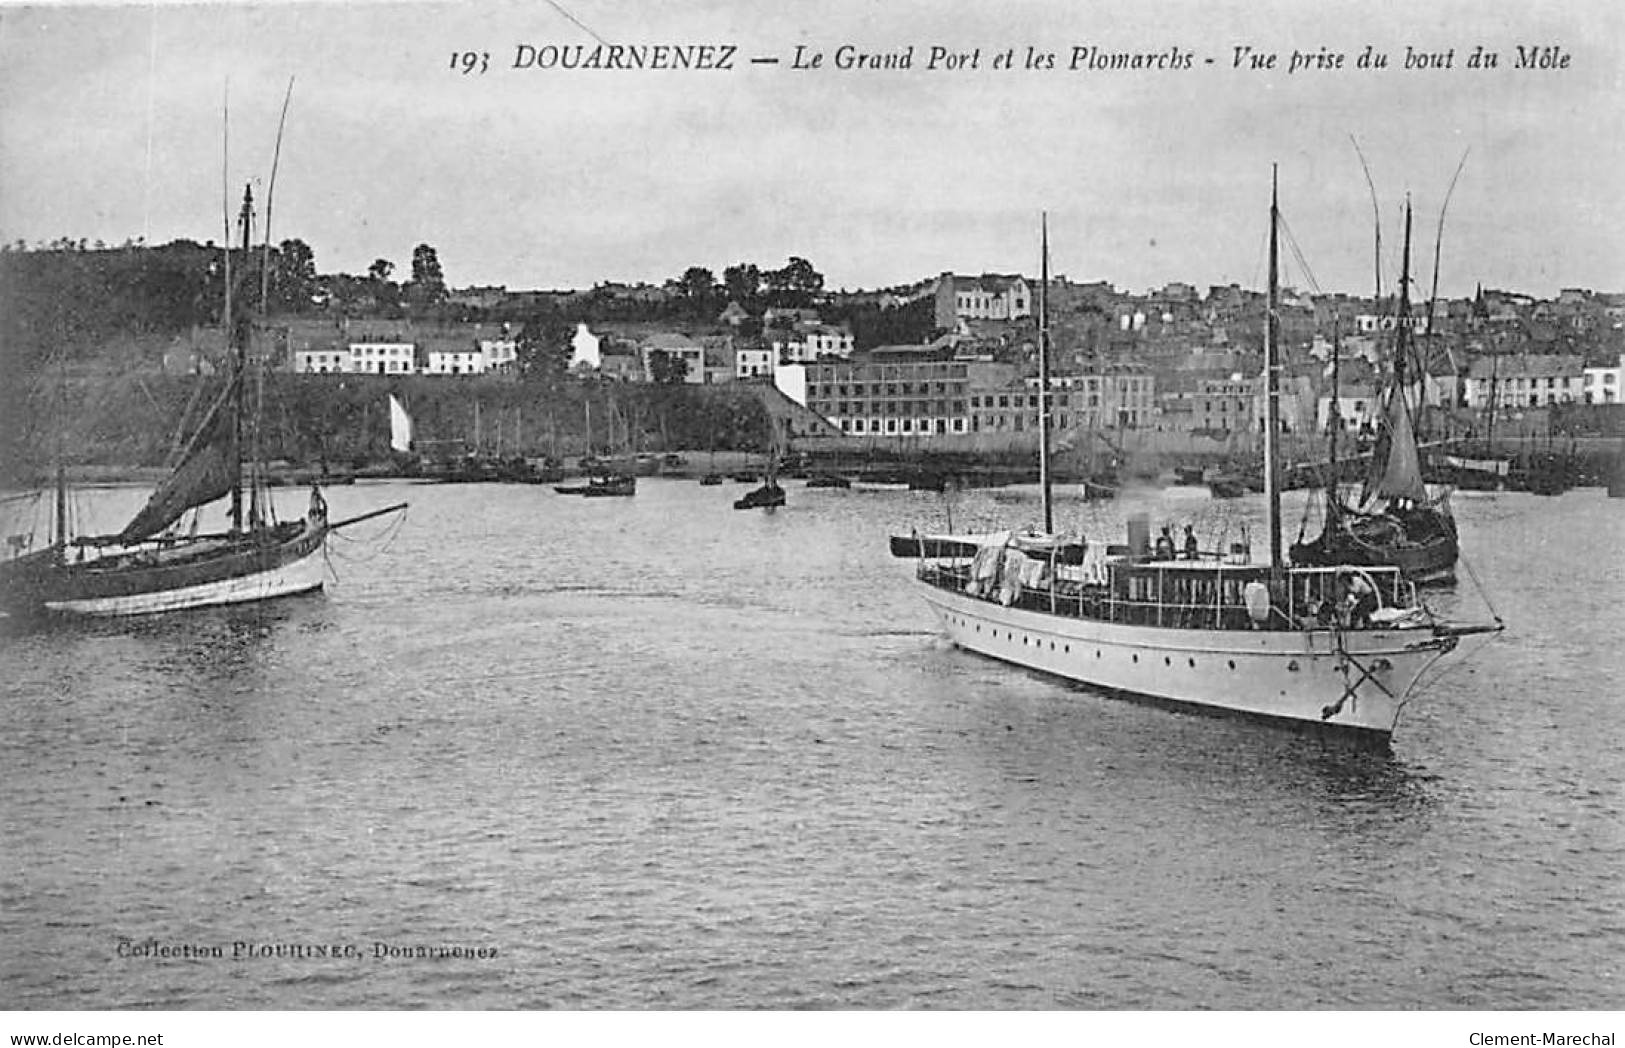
[1, 478, 1621, 1009]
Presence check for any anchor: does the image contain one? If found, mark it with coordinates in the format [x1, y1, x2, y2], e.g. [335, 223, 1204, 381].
[1323, 631, 1395, 721]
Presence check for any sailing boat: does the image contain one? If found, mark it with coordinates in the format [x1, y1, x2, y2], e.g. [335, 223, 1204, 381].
[891, 180, 1499, 743]
[556, 387, 635, 496]
[733, 414, 786, 510]
[1290, 201, 1459, 585]
[0, 187, 405, 618]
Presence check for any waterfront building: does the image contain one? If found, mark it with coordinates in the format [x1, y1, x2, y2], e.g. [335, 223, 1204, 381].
[1007, 368, 1155, 435]
[1157, 374, 1258, 435]
[1316, 384, 1382, 435]
[803, 346, 977, 437]
[1464, 354, 1585, 409]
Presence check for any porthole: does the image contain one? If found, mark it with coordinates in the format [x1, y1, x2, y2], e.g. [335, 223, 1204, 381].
[1228, 659, 1236, 670]
[1164, 656, 1172, 666]
[1132, 654, 1139, 663]
[1189, 658, 1197, 668]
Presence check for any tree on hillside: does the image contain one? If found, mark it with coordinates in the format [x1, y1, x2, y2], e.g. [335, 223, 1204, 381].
[269, 238, 318, 314]
[515, 313, 576, 387]
[646, 348, 691, 450]
[723, 262, 762, 308]
[365, 258, 402, 316]
[677, 266, 719, 320]
[763, 256, 824, 307]
[647, 349, 689, 385]
[409, 243, 446, 308]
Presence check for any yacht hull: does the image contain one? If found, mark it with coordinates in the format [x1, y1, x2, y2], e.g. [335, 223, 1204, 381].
[920, 581, 1456, 739]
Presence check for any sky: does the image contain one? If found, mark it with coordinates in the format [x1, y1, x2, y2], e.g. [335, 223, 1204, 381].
[1, 0, 1621, 299]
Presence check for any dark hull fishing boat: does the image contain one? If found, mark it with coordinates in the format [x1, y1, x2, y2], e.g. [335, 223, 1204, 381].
[2, 184, 403, 618]
[733, 416, 787, 510]
[1290, 201, 1458, 586]
[732, 482, 785, 510]
[556, 473, 637, 497]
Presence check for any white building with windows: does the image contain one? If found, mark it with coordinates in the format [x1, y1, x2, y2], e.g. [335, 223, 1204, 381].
[1316, 386, 1382, 434]
[349, 341, 415, 375]
[1464, 354, 1584, 409]
[736, 346, 773, 379]
[769, 324, 855, 365]
[1583, 353, 1623, 404]
[480, 338, 517, 373]
[424, 347, 486, 375]
[294, 348, 353, 373]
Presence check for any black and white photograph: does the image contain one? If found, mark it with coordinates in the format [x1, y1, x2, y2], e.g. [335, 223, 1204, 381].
[1, 0, 1620, 1038]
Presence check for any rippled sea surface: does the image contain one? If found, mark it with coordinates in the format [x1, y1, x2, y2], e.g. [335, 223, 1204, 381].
[2, 478, 1621, 1009]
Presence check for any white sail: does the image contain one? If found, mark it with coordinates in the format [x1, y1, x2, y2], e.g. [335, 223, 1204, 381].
[389, 394, 413, 453]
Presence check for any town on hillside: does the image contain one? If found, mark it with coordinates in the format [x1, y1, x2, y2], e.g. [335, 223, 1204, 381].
[4, 242, 1624, 477]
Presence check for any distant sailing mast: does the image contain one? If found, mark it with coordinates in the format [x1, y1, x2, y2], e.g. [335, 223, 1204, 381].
[1038, 213, 1054, 534]
[1264, 165, 1283, 572]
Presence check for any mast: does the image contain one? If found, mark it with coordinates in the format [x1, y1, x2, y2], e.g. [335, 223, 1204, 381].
[1264, 165, 1283, 570]
[1395, 198, 1415, 413]
[230, 184, 253, 534]
[54, 464, 67, 554]
[1038, 211, 1053, 533]
[1328, 316, 1341, 484]
[53, 349, 67, 554]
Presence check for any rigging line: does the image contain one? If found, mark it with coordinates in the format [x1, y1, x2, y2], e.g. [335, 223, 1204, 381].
[543, 0, 610, 45]
[1427, 148, 1470, 359]
[142, 1, 158, 246]
[1408, 629, 1498, 705]
[1454, 544, 1502, 624]
[1277, 215, 1324, 295]
[260, 77, 295, 311]
[1350, 134, 1383, 300]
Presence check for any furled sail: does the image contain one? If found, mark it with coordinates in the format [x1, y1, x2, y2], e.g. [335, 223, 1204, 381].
[117, 377, 240, 543]
[389, 394, 413, 453]
[1361, 387, 1428, 506]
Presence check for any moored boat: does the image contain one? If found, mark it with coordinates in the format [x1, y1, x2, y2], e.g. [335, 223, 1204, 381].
[1289, 201, 1458, 586]
[732, 482, 785, 510]
[557, 473, 637, 497]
